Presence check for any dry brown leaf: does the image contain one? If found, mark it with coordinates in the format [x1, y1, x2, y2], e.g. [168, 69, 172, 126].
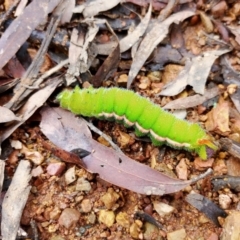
[73, 0, 121, 18]
[120, 3, 151, 53]
[15, 0, 28, 16]
[228, 25, 240, 45]
[0, 0, 61, 70]
[3, 57, 25, 78]
[160, 48, 231, 96]
[95, 5, 152, 56]
[163, 87, 221, 109]
[91, 40, 120, 87]
[222, 57, 240, 113]
[53, 0, 75, 24]
[40, 108, 92, 149]
[0, 78, 62, 144]
[0, 106, 21, 123]
[205, 99, 230, 134]
[66, 22, 98, 85]
[127, 10, 195, 88]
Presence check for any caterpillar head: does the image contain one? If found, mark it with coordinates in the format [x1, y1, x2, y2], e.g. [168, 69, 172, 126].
[196, 138, 218, 160]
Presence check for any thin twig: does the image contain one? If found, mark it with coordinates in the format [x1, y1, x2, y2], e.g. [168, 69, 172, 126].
[35, 58, 69, 86]
[158, 0, 179, 22]
[82, 118, 124, 154]
[5, 16, 61, 110]
[189, 168, 213, 184]
[30, 219, 39, 240]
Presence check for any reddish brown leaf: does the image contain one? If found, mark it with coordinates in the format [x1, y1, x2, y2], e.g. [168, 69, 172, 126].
[3, 57, 25, 78]
[38, 135, 86, 168]
[205, 98, 230, 134]
[91, 41, 120, 87]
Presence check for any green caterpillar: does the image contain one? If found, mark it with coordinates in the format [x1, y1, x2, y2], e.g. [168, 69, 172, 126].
[57, 86, 217, 160]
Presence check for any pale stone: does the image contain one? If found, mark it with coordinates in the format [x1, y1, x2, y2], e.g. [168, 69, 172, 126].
[143, 222, 162, 240]
[221, 211, 240, 240]
[153, 201, 175, 217]
[130, 222, 140, 239]
[116, 212, 130, 228]
[219, 194, 232, 209]
[98, 210, 115, 227]
[64, 166, 76, 185]
[167, 228, 186, 240]
[81, 199, 92, 213]
[58, 208, 80, 229]
[100, 188, 120, 210]
[76, 177, 91, 192]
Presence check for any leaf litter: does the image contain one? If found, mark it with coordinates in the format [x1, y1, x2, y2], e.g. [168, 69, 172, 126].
[127, 9, 195, 88]
[0, 0, 62, 70]
[159, 48, 231, 96]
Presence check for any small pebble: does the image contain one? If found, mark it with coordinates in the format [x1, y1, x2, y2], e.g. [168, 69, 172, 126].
[147, 71, 161, 82]
[144, 204, 153, 215]
[199, 215, 209, 224]
[129, 222, 140, 239]
[194, 157, 214, 170]
[167, 228, 186, 240]
[213, 159, 227, 175]
[117, 74, 128, 83]
[87, 213, 96, 224]
[219, 194, 232, 209]
[100, 188, 120, 209]
[11, 140, 22, 149]
[76, 177, 91, 192]
[116, 212, 130, 228]
[31, 166, 44, 177]
[65, 166, 76, 185]
[81, 199, 92, 213]
[207, 232, 218, 240]
[47, 162, 65, 176]
[143, 222, 161, 240]
[58, 208, 80, 229]
[49, 207, 61, 220]
[153, 201, 175, 217]
[98, 210, 115, 227]
[21, 145, 44, 165]
[176, 159, 188, 180]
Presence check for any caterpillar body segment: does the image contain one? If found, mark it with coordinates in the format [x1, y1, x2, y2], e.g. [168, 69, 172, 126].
[57, 86, 217, 160]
